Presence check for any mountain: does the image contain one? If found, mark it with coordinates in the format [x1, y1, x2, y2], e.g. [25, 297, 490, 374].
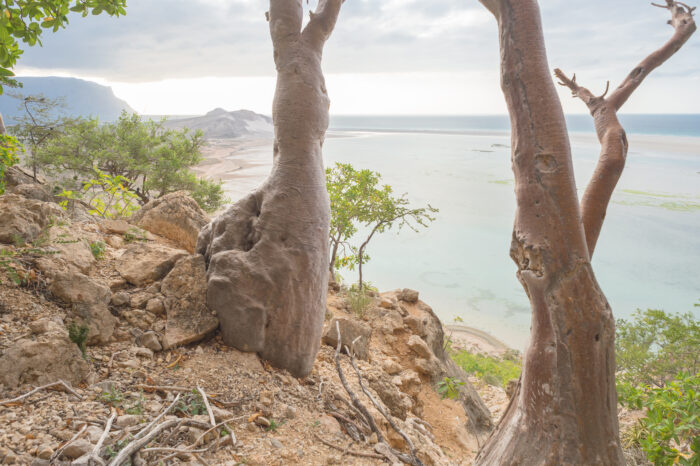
[0, 76, 134, 124]
[163, 108, 273, 139]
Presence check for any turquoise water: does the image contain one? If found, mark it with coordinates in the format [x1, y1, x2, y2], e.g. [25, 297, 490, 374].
[224, 116, 700, 348]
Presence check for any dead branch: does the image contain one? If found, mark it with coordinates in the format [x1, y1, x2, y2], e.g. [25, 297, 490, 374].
[346, 343, 424, 466]
[132, 393, 181, 442]
[328, 410, 369, 435]
[51, 424, 87, 462]
[107, 419, 213, 466]
[87, 408, 116, 465]
[313, 433, 385, 460]
[134, 384, 193, 393]
[197, 386, 217, 427]
[0, 379, 82, 405]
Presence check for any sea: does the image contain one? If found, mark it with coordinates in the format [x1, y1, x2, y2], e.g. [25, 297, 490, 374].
[230, 114, 700, 349]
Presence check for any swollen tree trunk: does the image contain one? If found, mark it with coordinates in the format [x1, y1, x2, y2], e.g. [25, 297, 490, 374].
[475, 0, 623, 464]
[555, 0, 696, 256]
[0, 113, 6, 135]
[196, 0, 343, 377]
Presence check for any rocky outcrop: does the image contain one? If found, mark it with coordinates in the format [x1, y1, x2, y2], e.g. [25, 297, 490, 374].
[0, 194, 64, 244]
[116, 243, 187, 286]
[49, 271, 115, 345]
[321, 317, 372, 360]
[7, 183, 52, 202]
[130, 192, 209, 253]
[0, 323, 89, 388]
[160, 255, 219, 349]
[35, 225, 96, 276]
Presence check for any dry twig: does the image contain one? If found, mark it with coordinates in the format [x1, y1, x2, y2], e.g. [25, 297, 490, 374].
[0, 379, 82, 405]
[313, 433, 385, 460]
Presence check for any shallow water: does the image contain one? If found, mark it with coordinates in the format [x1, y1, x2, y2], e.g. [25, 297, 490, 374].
[218, 125, 700, 349]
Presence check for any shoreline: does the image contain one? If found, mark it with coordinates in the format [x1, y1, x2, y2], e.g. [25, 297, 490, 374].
[445, 324, 514, 357]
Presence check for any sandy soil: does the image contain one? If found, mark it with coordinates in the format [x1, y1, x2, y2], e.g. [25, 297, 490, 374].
[445, 325, 512, 358]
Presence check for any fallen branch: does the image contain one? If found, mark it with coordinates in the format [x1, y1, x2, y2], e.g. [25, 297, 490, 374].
[197, 386, 217, 427]
[87, 408, 117, 465]
[0, 379, 82, 405]
[347, 342, 424, 466]
[107, 419, 212, 466]
[132, 393, 181, 442]
[50, 424, 87, 463]
[134, 384, 193, 393]
[313, 433, 385, 460]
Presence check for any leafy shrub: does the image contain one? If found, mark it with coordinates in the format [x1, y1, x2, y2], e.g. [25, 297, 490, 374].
[82, 170, 140, 219]
[173, 389, 206, 416]
[437, 376, 465, 400]
[451, 350, 522, 388]
[0, 134, 20, 194]
[90, 241, 106, 260]
[621, 372, 699, 465]
[345, 283, 374, 318]
[68, 323, 89, 357]
[616, 309, 699, 391]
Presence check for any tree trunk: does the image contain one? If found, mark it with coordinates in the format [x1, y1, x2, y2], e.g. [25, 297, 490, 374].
[196, 0, 343, 378]
[474, 0, 623, 464]
[0, 113, 6, 135]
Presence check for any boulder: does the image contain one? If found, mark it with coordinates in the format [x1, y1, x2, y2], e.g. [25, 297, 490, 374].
[138, 331, 162, 352]
[0, 194, 64, 244]
[49, 271, 115, 345]
[34, 225, 95, 276]
[160, 255, 219, 349]
[407, 334, 433, 359]
[0, 329, 89, 388]
[322, 318, 372, 360]
[130, 191, 209, 253]
[116, 243, 187, 286]
[398, 288, 419, 303]
[2, 166, 35, 190]
[7, 183, 52, 202]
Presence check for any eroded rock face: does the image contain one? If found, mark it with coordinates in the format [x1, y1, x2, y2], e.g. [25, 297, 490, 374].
[322, 317, 372, 360]
[0, 325, 89, 388]
[160, 255, 219, 349]
[7, 183, 52, 202]
[116, 243, 187, 286]
[0, 194, 64, 244]
[35, 225, 96, 276]
[49, 271, 115, 345]
[131, 191, 209, 253]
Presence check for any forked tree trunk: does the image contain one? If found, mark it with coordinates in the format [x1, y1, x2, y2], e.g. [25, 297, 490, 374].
[197, 0, 343, 377]
[474, 0, 623, 464]
[555, 0, 696, 256]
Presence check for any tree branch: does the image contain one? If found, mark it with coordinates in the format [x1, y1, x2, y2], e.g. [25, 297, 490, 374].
[268, 0, 304, 47]
[608, 0, 696, 110]
[302, 0, 344, 48]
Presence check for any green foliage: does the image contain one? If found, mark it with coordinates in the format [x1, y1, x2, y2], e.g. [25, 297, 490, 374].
[436, 376, 465, 400]
[451, 350, 522, 388]
[326, 162, 437, 288]
[616, 309, 699, 390]
[345, 283, 375, 318]
[82, 169, 140, 219]
[622, 373, 699, 465]
[173, 389, 207, 416]
[37, 112, 224, 211]
[123, 227, 147, 243]
[68, 322, 89, 357]
[266, 418, 285, 432]
[89, 241, 106, 260]
[0, 248, 23, 285]
[615, 308, 699, 464]
[104, 435, 131, 461]
[0, 0, 126, 92]
[99, 387, 124, 405]
[0, 133, 21, 194]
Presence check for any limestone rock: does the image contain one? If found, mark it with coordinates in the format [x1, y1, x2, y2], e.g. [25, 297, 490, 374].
[116, 243, 187, 286]
[7, 183, 52, 202]
[161, 255, 219, 349]
[368, 374, 409, 420]
[61, 439, 92, 459]
[407, 335, 433, 359]
[138, 331, 162, 352]
[2, 166, 35, 190]
[145, 298, 164, 315]
[49, 271, 115, 345]
[131, 191, 209, 253]
[0, 194, 64, 244]
[34, 225, 95, 276]
[398, 288, 419, 303]
[110, 292, 130, 307]
[100, 219, 132, 235]
[0, 331, 89, 388]
[322, 318, 372, 360]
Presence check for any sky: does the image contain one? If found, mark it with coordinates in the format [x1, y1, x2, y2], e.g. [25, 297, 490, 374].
[13, 0, 700, 116]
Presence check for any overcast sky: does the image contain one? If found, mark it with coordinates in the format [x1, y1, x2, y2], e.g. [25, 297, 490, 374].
[14, 0, 700, 115]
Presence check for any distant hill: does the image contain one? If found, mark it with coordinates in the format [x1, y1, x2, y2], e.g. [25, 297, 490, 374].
[0, 76, 134, 124]
[163, 108, 273, 139]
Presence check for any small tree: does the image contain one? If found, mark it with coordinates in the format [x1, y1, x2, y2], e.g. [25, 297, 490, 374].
[326, 162, 437, 290]
[9, 93, 67, 180]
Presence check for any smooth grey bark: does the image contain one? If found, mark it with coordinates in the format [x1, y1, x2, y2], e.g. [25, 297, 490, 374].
[196, 0, 343, 377]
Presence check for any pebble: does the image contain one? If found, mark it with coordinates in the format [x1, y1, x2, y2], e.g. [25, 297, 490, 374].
[254, 416, 271, 428]
[36, 447, 53, 460]
[269, 438, 283, 449]
[115, 415, 141, 428]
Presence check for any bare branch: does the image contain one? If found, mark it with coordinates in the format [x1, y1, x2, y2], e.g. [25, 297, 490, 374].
[0, 379, 82, 405]
[314, 433, 385, 459]
[608, 0, 697, 110]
